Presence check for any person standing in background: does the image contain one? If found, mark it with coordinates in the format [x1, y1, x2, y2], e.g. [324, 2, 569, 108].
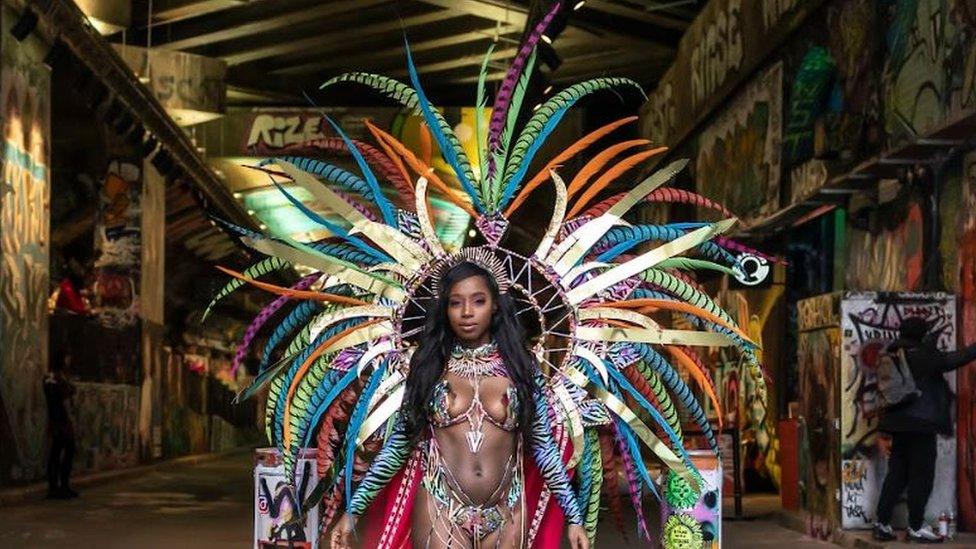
[874, 317, 976, 543]
[44, 351, 78, 499]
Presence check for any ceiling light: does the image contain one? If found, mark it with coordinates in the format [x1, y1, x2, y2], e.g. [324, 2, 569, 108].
[540, 34, 552, 45]
[574, 1, 586, 10]
[259, 223, 267, 231]
[544, 85, 553, 94]
[233, 192, 243, 199]
[247, 209, 256, 215]
[467, 229, 477, 238]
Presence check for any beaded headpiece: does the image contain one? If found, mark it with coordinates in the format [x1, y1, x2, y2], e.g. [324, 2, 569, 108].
[427, 247, 512, 295]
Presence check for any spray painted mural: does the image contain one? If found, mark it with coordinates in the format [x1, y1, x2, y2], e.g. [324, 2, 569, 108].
[696, 62, 783, 223]
[840, 292, 957, 529]
[72, 382, 140, 474]
[796, 293, 841, 536]
[93, 160, 141, 329]
[661, 452, 722, 549]
[846, 198, 925, 291]
[882, 0, 972, 144]
[0, 11, 50, 483]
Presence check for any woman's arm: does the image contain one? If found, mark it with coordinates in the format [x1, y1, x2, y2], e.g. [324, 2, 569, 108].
[529, 378, 584, 525]
[346, 414, 413, 516]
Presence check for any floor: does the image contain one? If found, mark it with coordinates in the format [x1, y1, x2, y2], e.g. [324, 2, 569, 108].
[0, 451, 835, 548]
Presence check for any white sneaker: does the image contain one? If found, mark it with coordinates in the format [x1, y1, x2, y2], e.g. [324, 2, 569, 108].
[907, 525, 944, 544]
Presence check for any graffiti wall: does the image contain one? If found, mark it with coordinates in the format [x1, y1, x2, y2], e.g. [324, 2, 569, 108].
[0, 7, 51, 484]
[93, 159, 142, 329]
[696, 62, 783, 223]
[840, 292, 957, 529]
[882, 0, 972, 146]
[661, 452, 722, 549]
[796, 293, 841, 534]
[845, 197, 925, 292]
[957, 151, 976, 529]
[72, 382, 140, 474]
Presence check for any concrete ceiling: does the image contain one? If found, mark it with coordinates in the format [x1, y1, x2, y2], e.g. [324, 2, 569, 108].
[121, 0, 702, 106]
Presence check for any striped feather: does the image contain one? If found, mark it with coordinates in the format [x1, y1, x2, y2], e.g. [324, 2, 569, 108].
[232, 274, 319, 375]
[403, 42, 481, 210]
[320, 72, 419, 109]
[487, 0, 561, 164]
[568, 147, 667, 218]
[504, 116, 639, 217]
[204, 256, 287, 321]
[501, 78, 643, 187]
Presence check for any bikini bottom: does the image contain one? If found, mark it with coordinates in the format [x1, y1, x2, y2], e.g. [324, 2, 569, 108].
[420, 435, 523, 545]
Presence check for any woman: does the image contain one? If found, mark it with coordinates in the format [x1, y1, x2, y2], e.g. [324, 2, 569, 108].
[331, 261, 588, 548]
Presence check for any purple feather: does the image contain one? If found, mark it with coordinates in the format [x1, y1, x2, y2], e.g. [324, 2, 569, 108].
[333, 189, 378, 222]
[612, 422, 652, 541]
[231, 274, 320, 375]
[485, 1, 562, 179]
[714, 236, 784, 264]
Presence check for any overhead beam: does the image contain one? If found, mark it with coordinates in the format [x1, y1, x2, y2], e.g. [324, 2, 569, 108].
[416, 0, 674, 53]
[150, 0, 248, 24]
[271, 23, 523, 76]
[583, 0, 689, 31]
[224, 9, 459, 66]
[389, 46, 519, 78]
[162, 0, 389, 51]
[31, 0, 255, 234]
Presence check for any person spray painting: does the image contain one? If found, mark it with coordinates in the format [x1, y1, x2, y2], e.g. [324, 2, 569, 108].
[873, 317, 976, 543]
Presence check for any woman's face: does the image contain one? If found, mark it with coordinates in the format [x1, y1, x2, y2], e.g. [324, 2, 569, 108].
[446, 275, 495, 347]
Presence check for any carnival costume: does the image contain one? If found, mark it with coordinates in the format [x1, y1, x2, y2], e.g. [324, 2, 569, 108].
[209, 1, 768, 545]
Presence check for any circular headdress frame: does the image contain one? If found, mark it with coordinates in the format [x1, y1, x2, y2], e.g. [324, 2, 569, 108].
[392, 246, 575, 375]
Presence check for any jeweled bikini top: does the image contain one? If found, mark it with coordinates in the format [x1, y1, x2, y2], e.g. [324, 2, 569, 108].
[428, 342, 520, 451]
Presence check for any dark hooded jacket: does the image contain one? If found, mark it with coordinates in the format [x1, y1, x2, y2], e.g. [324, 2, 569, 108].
[879, 330, 976, 435]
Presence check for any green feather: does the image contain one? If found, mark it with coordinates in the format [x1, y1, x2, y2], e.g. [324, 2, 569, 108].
[502, 78, 643, 184]
[657, 257, 736, 276]
[585, 429, 603, 542]
[636, 361, 683, 442]
[641, 269, 737, 327]
[203, 256, 288, 321]
[475, 44, 495, 194]
[320, 72, 419, 109]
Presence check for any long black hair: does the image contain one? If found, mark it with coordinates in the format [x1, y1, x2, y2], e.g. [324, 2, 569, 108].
[402, 262, 536, 440]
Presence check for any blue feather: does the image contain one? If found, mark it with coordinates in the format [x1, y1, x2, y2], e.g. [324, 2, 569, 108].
[262, 157, 376, 202]
[403, 40, 484, 213]
[340, 360, 388, 502]
[322, 118, 397, 227]
[613, 417, 662, 501]
[270, 179, 392, 263]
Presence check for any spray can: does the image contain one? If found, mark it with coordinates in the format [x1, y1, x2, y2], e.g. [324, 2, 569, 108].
[938, 511, 949, 539]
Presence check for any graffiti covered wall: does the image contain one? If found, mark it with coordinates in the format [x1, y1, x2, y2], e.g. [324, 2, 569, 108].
[0, 8, 51, 484]
[796, 293, 841, 535]
[840, 292, 957, 529]
[72, 382, 140, 474]
[696, 62, 783, 223]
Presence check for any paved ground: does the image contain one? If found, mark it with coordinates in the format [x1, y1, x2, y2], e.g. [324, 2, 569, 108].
[0, 450, 833, 548]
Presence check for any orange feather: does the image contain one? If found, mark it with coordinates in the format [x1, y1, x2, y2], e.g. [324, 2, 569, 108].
[504, 116, 638, 217]
[215, 266, 368, 306]
[566, 139, 650, 199]
[363, 120, 477, 218]
[282, 318, 385, 446]
[666, 345, 723, 430]
[567, 146, 668, 218]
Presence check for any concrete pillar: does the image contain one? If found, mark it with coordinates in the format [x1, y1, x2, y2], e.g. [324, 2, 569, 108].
[0, 6, 52, 483]
[140, 162, 166, 461]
